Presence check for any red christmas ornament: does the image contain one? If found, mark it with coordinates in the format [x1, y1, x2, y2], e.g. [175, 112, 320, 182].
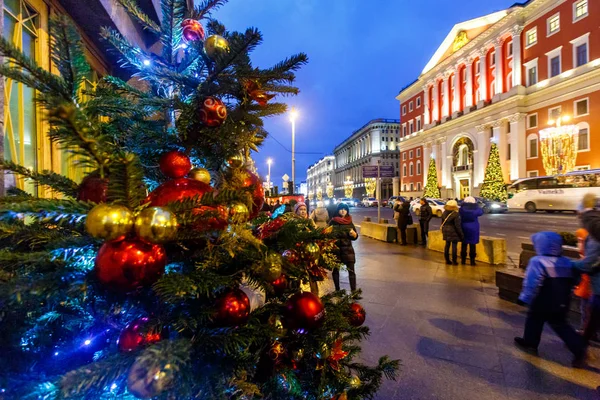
[347, 302, 366, 327]
[282, 249, 300, 264]
[95, 238, 166, 291]
[77, 174, 108, 203]
[199, 97, 227, 127]
[214, 288, 251, 326]
[241, 170, 264, 219]
[159, 151, 192, 179]
[271, 274, 288, 296]
[181, 18, 205, 43]
[250, 90, 275, 106]
[256, 217, 285, 240]
[147, 178, 212, 207]
[284, 292, 325, 331]
[193, 205, 228, 231]
[118, 317, 162, 352]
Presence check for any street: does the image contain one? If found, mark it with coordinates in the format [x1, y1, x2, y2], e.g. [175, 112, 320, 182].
[349, 206, 581, 260]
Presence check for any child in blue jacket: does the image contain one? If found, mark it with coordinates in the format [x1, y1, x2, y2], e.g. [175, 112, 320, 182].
[515, 232, 586, 365]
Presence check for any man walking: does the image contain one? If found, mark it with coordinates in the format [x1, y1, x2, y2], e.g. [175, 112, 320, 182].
[418, 198, 432, 246]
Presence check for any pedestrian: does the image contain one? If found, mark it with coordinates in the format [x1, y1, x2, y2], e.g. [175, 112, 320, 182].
[310, 200, 330, 228]
[418, 198, 432, 246]
[440, 200, 463, 265]
[294, 202, 316, 229]
[459, 196, 484, 265]
[580, 193, 600, 242]
[573, 228, 593, 333]
[327, 199, 339, 220]
[328, 203, 358, 292]
[394, 200, 412, 245]
[515, 232, 586, 366]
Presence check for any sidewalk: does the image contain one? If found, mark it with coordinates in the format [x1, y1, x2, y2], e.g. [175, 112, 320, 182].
[343, 236, 600, 400]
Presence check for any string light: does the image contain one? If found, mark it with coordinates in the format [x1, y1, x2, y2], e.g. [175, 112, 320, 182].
[143, 59, 151, 66]
[83, 339, 91, 346]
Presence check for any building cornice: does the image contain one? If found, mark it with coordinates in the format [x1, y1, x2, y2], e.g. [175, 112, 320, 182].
[333, 119, 400, 153]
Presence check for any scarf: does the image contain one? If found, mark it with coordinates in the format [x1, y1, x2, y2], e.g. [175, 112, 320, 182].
[332, 215, 353, 225]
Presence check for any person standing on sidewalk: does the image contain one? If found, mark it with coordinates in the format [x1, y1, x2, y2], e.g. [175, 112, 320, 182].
[394, 201, 412, 245]
[515, 232, 586, 366]
[459, 196, 483, 265]
[573, 228, 593, 333]
[329, 203, 358, 292]
[418, 198, 432, 246]
[441, 200, 463, 265]
[310, 200, 330, 228]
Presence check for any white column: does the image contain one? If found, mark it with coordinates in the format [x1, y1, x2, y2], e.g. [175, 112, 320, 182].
[392, 177, 400, 196]
[442, 76, 450, 117]
[432, 82, 439, 122]
[423, 85, 431, 125]
[465, 59, 474, 108]
[510, 114, 527, 180]
[512, 26, 523, 87]
[495, 38, 504, 96]
[441, 140, 450, 187]
[476, 128, 489, 186]
[452, 68, 460, 113]
[479, 50, 488, 102]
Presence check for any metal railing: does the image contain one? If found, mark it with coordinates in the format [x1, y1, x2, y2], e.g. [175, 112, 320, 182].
[452, 164, 473, 172]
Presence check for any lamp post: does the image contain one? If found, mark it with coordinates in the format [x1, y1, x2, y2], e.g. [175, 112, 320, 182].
[267, 158, 273, 194]
[289, 107, 298, 191]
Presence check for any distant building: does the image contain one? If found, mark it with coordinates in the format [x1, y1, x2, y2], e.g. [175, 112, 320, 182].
[298, 181, 307, 196]
[333, 119, 401, 199]
[306, 155, 334, 199]
[397, 0, 599, 199]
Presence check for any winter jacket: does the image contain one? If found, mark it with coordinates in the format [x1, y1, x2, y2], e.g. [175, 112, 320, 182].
[419, 202, 433, 223]
[329, 216, 358, 265]
[572, 235, 600, 295]
[582, 210, 600, 243]
[459, 203, 484, 244]
[519, 232, 577, 313]
[440, 210, 463, 242]
[394, 202, 412, 228]
[310, 207, 330, 228]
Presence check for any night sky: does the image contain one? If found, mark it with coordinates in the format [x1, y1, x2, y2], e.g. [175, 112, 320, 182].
[216, 0, 512, 185]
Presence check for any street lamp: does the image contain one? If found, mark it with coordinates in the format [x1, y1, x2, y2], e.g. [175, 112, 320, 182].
[267, 158, 273, 194]
[289, 107, 298, 191]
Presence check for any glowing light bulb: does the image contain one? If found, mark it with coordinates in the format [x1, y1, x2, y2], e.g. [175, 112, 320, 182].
[143, 59, 151, 66]
[84, 339, 91, 346]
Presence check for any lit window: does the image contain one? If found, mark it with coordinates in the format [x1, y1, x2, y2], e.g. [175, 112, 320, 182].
[575, 99, 588, 117]
[547, 14, 560, 36]
[574, 0, 588, 21]
[526, 28, 537, 47]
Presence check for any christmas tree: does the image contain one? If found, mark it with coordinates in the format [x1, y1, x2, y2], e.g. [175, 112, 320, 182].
[422, 158, 441, 198]
[0, 1, 398, 399]
[479, 142, 508, 202]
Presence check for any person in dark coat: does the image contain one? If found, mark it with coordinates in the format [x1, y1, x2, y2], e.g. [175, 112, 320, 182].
[327, 200, 339, 220]
[459, 196, 484, 265]
[515, 232, 586, 366]
[394, 201, 412, 245]
[581, 193, 600, 242]
[418, 198, 433, 246]
[441, 200, 463, 265]
[328, 203, 358, 292]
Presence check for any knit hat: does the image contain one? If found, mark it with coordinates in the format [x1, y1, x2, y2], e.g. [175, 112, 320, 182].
[445, 199, 459, 210]
[578, 193, 598, 212]
[294, 202, 307, 214]
[337, 202, 350, 214]
[576, 228, 589, 240]
[463, 196, 476, 204]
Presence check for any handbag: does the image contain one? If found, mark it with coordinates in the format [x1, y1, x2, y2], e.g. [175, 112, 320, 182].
[439, 211, 455, 231]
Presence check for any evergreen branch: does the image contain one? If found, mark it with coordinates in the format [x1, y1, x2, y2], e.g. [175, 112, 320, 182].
[191, 0, 228, 20]
[115, 0, 162, 34]
[0, 160, 79, 198]
[160, 0, 186, 64]
[106, 152, 147, 208]
[0, 199, 92, 218]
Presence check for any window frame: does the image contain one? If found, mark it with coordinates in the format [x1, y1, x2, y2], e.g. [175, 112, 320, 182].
[416, 116, 422, 131]
[416, 148, 421, 157]
[409, 101, 414, 112]
[409, 150, 413, 159]
[402, 105, 407, 116]
[402, 164, 407, 177]
[417, 160, 422, 175]
[574, 98, 589, 118]
[525, 27, 537, 48]
[402, 152, 407, 161]
[409, 162, 414, 177]
[570, 33, 590, 68]
[573, 0, 588, 23]
[416, 97, 421, 108]
[547, 12, 560, 37]
[548, 106, 562, 122]
[546, 46, 562, 78]
[524, 58, 538, 86]
[527, 170, 539, 177]
[576, 122, 590, 152]
[527, 113, 538, 129]
[527, 133, 539, 159]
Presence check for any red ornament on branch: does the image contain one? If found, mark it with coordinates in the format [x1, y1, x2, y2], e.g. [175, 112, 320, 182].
[159, 151, 192, 179]
[241, 169, 264, 219]
[193, 205, 229, 231]
[147, 178, 212, 207]
[214, 288, 251, 326]
[118, 317, 162, 352]
[347, 302, 366, 327]
[199, 97, 227, 127]
[77, 174, 108, 203]
[271, 274, 288, 296]
[95, 238, 166, 291]
[284, 292, 325, 331]
[181, 18, 205, 43]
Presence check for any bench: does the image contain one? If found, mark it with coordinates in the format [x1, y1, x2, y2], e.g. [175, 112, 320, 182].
[359, 221, 398, 243]
[426, 230, 507, 265]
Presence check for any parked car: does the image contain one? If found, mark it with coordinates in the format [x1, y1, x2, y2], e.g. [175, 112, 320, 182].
[362, 197, 378, 207]
[339, 198, 359, 207]
[412, 198, 446, 218]
[476, 197, 508, 214]
[380, 199, 388, 207]
[387, 196, 406, 208]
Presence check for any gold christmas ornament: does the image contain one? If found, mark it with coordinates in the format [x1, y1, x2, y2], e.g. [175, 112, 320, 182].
[134, 207, 178, 243]
[189, 167, 211, 184]
[304, 242, 320, 262]
[268, 314, 286, 336]
[85, 204, 134, 241]
[204, 34, 230, 59]
[127, 358, 174, 399]
[229, 202, 250, 223]
[262, 252, 283, 281]
[268, 341, 285, 361]
[226, 153, 244, 169]
[349, 374, 361, 388]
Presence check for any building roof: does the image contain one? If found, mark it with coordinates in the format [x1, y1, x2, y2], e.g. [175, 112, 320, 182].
[334, 118, 400, 151]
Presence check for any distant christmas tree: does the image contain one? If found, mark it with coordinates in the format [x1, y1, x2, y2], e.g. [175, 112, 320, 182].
[480, 142, 508, 201]
[423, 158, 441, 198]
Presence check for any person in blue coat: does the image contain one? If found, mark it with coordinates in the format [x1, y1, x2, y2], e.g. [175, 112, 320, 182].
[459, 196, 484, 265]
[514, 232, 586, 366]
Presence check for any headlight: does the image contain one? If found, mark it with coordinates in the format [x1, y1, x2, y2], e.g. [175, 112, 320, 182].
[324, 199, 330, 206]
[491, 204, 501, 209]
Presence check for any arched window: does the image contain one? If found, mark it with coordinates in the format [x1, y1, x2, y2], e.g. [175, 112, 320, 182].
[457, 144, 470, 166]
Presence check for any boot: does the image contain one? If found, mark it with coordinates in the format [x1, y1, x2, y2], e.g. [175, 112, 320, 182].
[445, 257, 452, 265]
[461, 257, 466, 265]
[452, 257, 459, 266]
[470, 258, 477, 266]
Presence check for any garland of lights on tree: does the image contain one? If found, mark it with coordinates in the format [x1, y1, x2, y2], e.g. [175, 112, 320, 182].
[422, 158, 441, 198]
[0, 0, 398, 399]
[479, 142, 508, 202]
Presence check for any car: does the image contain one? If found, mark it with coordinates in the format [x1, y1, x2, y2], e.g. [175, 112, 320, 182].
[362, 197, 378, 207]
[380, 199, 388, 207]
[387, 196, 406, 208]
[339, 198, 359, 207]
[412, 198, 446, 218]
[476, 197, 508, 214]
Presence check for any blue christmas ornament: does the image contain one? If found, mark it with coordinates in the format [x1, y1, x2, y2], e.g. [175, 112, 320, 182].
[271, 205, 286, 219]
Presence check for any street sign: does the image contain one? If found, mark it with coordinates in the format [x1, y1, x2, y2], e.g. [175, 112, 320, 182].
[362, 165, 395, 178]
